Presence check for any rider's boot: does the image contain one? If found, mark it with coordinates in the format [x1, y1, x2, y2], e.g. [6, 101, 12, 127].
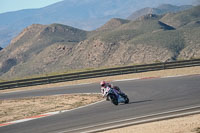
[106, 96, 109, 101]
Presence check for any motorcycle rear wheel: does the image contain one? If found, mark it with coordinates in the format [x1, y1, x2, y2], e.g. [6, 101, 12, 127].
[125, 96, 129, 104]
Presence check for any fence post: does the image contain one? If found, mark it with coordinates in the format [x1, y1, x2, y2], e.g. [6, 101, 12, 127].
[163, 62, 165, 70]
[15, 81, 19, 88]
[134, 67, 137, 73]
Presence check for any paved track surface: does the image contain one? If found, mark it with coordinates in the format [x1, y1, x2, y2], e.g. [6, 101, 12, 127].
[0, 75, 200, 133]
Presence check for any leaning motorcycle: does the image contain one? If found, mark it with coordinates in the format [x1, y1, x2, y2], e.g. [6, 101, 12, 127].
[105, 87, 129, 105]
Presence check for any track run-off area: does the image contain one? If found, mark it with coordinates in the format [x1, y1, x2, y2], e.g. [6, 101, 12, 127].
[0, 72, 200, 133]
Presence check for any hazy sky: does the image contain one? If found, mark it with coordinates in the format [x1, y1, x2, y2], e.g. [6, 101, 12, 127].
[0, 0, 198, 14]
[0, 0, 63, 13]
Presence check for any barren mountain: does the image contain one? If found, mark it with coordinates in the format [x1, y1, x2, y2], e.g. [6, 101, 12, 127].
[160, 5, 200, 28]
[0, 1, 194, 48]
[127, 4, 193, 20]
[0, 6, 200, 80]
[96, 18, 130, 31]
[0, 24, 87, 78]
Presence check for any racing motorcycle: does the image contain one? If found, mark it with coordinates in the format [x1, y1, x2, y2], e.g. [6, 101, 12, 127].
[104, 86, 129, 105]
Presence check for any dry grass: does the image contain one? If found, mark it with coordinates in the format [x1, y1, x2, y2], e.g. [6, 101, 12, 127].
[196, 127, 200, 133]
[94, 66, 200, 133]
[1, 66, 200, 130]
[1, 66, 200, 94]
[0, 94, 103, 124]
[101, 114, 200, 133]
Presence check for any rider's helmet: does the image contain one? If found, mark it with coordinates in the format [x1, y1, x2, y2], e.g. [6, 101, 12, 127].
[100, 81, 106, 87]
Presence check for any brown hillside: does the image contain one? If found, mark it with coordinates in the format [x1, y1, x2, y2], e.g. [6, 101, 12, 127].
[96, 18, 130, 31]
[0, 6, 200, 80]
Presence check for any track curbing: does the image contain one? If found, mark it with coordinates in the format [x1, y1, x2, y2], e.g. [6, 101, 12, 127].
[0, 74, 197, 128]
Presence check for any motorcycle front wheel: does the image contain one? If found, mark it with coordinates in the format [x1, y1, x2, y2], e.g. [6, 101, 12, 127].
[109, 94, 118, 105]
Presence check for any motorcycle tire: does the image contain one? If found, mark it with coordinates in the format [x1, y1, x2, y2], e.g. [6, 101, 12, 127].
[125, 96, 129, 104]
[109, 94, 118, 105]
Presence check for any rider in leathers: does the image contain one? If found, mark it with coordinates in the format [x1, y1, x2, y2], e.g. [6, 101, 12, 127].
[100, 81, 125, 100]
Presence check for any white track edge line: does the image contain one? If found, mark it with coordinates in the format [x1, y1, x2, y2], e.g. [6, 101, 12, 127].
[85, 110, 200, 133]
[2, 74, 196, 95]
[58, 105, 200, 133]
[1, 74, 189, 94]
[0, 96, 105, 127]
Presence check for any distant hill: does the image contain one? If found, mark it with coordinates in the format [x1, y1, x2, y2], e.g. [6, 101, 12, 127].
[0, 6, 200, 80]
[96, 18, 130, 31]
[160, 5, 200, 28]
[0, 0, 194, 48]
[127, 4, 193, 20]
[0, 24, 87, 77]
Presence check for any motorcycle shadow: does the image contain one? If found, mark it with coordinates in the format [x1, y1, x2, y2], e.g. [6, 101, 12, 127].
[121, 100, 152, 105]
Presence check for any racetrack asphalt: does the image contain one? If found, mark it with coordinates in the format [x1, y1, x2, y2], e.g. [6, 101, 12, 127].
[0, 75, 200, 133]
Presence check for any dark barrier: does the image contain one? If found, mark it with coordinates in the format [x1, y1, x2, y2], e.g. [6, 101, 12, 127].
[0, 59, 200, 90]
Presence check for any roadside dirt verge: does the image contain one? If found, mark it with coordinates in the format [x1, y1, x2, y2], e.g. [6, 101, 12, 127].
[1, 66, 200, 131]
[97, 66, 200, 133]
[0, 94, 103, 124]
[1, 66, 200, 93]
[101, 114, 200, 133]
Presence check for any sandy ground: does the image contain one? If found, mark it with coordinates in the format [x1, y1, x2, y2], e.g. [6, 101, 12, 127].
[97, 66, 200, 133]
[101, 114, 200, 133]
[0, 94, 103, 124]
[1, 66, 200, 131]
[1, 66, 200, 94]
